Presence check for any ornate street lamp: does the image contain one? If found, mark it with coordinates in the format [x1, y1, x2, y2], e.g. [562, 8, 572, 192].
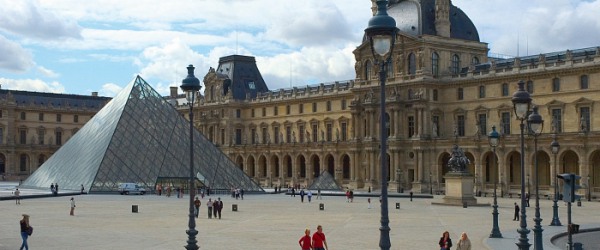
[588, 175, 591, 202]
[528, 106, 544, 250]
[181, 64, 202, 250]
[549, 138, 562, 226]
[489, 126, 503, 238]
[512, 80, 532, 250]
[364, 1, 398, 249]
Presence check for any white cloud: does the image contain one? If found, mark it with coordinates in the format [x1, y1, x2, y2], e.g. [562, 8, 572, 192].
[36, 65, 59, 78]
[99, 83, 122, 97]
[0, 77, 65, 93]
[0, 35, 34, 72]
[0, 0, 82, 40]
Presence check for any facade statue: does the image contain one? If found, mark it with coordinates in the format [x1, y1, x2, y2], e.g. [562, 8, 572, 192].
[447, 144, 470, 173]
[432, 121, 438, 137]
[292, 131, 296, 143]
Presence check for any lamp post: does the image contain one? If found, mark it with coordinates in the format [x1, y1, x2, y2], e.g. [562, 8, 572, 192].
[364, 1, 398, 249]
[549, 138, 562, 226]
[488, 125, 503, 238]
[588, 175, 591, 202]
[181, 64, 202, 250]
[512, 80, 532, 250]
[528, 106, 544, 250]
[429, 172, 433, 195]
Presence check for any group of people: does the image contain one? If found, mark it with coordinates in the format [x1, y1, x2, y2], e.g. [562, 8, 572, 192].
[439, 231, 471, 250]
[230, 187, 244, 200]
[205, 197, 224, 219]
[298, 225, 329, 250]
[50, 183, 59, 196]
[298, 189, 313, 202]
[345, 189, 354, 202]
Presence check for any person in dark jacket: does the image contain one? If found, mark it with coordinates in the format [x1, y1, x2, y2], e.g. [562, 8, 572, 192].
[439, 231, 452, 250]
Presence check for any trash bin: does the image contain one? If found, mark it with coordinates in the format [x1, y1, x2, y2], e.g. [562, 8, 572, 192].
[463, 202, 468, 208]
[573, 242, 583, 250]
[232, 204, 238, 212]
[132, 205, 138, 213]
[396, 203, 400, 209]
[577, 200, 582, 207]
[319, 203, 324, 210]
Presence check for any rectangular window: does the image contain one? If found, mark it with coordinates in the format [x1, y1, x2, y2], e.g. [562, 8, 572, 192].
[262, 107, 266, 117]
[326, 101, 331, 112]
[236, 109, 241, 118]
[20, 129, 27, 144]
[55, 131, 62, 145]
[408, 116, 415, 137]
[341, 122, 347, 141]
[286, 105, 291, 115]
[220, 129, 225, 145]
[326, 123, 332, 141]
[20, 112, 25, 120]
[251, 109, 255, 118]
[286, 126, 292, 143]
[38, 129, 45, 145]
[235, 129, 242, 145]
[526, 80, 534, 93]
[74, 115, 79, 123]
[580, 107, 591, 132]
[478, 114, 487, 135]
[39, 113, 44, 121]
[312, 124, 318, 142]
[501, 112, 511, 135]
[552, 109, 562, 133]
[274, 127, 280, 144]
[251, 128, 256, 144]
[433, 90, 438, 101]
[0, 128, 3, 144]
[552, 78, 560, 92]
[299, 104, 304, 114]
[341, 99, 347, 110]
[457, 88, 464, 100]
[262, 127, 268, 143]
[273, 106, 278, 116]
[581, 75, 589, 89]
[56, 114, 61, 122]
[479, 86, 485, 98]
[312, 103, 317, 113]
[299, 125, 305, 143]
[457, 115, 465, 136]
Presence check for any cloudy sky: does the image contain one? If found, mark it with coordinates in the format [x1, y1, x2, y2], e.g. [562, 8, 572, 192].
[0, 0, 599, 97]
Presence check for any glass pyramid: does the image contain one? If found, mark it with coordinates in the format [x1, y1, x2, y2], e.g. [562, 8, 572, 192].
[308, 171, 343, 191]
[22, 76, 263, 193]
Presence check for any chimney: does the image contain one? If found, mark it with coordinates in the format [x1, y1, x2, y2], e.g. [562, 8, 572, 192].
[170, 86, 178, 98]
[435, 0, 451, 37]
[91, 92, 98, 97]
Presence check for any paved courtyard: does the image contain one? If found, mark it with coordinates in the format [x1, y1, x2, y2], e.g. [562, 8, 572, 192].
[1, 184, 599, 250]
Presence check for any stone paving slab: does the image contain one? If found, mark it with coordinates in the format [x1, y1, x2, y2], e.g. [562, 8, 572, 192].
[1, 182, 599, 250]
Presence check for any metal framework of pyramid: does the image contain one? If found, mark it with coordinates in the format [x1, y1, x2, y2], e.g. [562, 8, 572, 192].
[308, 171, 342, 191]
[22, 76, 263, 193]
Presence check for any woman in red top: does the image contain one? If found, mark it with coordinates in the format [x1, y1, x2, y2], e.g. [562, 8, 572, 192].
[438, 231, 453, 250]
[298, 228, 312, 250]
[312, 225, 328, 250]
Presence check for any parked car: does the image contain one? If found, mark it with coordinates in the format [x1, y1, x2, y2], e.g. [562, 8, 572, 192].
[118, 183, 146, 195]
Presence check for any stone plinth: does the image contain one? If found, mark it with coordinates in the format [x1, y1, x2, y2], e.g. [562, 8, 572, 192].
[433, 172, 489, 207]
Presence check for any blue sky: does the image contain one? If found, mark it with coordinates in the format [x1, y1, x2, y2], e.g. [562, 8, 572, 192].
[1, 0, 599, 97]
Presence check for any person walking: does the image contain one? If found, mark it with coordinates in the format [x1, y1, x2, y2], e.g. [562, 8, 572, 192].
[525, 193, 530, 207]
[291, 187, 295, 197]
[70, 197, 76, 216]
[80, 184, 85, 194]
[14, 188, 21, 205]
[216, 197, 223, 219]
[194, 197, 201, 218]
[298, 228, 312, 250]
[312, 225, 328, 250]
[307, 190, 313, 203]
[55, 183, 59, 196]
[213, 198, 219, 218]
[206, 198, 213, 219]
[455, 232, 471, 250]
[438, 231, 453, 250]
[300, 189, 305, 203]
[513, 202, 520, 221]
[317, 189, 321, 200]
[20, 214, 31, 250]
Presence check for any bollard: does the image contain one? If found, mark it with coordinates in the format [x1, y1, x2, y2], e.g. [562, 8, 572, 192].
[319, 203, 324, 210]
[396, 202, 400, 209]
[577, 200, 582, 207]
[463, 202, 467, 208]
[132, 205, 138, 213]
[573, 242, 583, 250]
[232, 204, 238, 212]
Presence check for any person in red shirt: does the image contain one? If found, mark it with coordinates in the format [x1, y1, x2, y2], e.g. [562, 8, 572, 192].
[298, 228, 312, 250]
[312, 225, 328, 250]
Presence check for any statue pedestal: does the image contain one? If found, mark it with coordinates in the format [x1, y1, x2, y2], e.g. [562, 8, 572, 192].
[433, 172, 489, 207]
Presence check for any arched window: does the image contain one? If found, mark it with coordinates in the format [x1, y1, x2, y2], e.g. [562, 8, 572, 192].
[472, 56, 480, 65]
[451, 54, 460, 75]
[431, 52, 439, 77]
[408, 53, 416, 75]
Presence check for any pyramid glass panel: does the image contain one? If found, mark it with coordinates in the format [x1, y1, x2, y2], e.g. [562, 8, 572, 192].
[308, 171, 343, 191]
[22, 76, 263, 193]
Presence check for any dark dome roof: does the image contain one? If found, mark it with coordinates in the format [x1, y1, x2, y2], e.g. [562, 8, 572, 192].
[387, 0, 479, 42]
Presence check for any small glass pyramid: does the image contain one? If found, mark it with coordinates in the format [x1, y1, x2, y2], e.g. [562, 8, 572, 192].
[308, 171, 343, 191]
